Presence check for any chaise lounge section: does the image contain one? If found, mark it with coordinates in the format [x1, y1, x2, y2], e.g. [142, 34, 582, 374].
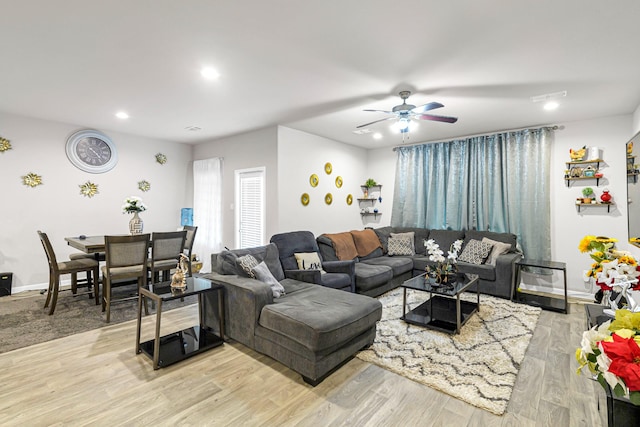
[200, 243, 382, 386]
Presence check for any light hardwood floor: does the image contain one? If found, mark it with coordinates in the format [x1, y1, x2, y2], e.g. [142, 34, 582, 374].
[0, 301, 607, 426]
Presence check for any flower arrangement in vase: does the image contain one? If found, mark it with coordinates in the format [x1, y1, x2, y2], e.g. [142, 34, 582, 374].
[424, 239, 463, 285]
[122, 196, 147, 234]
[576, 309, 640, 406]
[580, 235, 640, 314]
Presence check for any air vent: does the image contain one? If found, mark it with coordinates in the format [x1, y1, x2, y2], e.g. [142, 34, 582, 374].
[184, 126, 202, 132]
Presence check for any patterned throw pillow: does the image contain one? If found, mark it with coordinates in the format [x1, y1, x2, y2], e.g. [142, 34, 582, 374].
[236, 254, 259, 278]
[458, 239, 494, 265]
[294, 252, 324, 272]
[387, 232, 415, 256]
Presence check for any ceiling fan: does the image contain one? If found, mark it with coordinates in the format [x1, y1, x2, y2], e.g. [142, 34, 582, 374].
[357, 90, 458, 133]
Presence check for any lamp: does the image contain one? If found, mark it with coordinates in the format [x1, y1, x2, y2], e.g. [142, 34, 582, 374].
[393, 117, 414, 134]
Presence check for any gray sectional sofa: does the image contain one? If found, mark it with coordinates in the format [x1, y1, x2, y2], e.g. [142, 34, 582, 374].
[200, 243, 382, 386]
[317, 227, 522, 299]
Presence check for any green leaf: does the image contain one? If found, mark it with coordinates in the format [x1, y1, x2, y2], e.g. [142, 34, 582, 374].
[629, 391, 640, 406]
[597, 374, 608, 390]
[613, 383, 626, 398]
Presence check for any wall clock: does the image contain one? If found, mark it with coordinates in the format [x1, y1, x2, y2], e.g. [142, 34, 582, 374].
[66, 129, 118, 173]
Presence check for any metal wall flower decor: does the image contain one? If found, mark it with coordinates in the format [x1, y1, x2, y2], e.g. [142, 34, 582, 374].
[79, 181, 99, 197]
[22, 172, 42, 187]
[0, 136, 11, 152]
[155, 153, 167, 164]
[138, 180, 151, 192]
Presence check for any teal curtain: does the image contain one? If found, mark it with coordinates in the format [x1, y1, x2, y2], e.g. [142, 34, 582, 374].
[391, 127, 553, 260]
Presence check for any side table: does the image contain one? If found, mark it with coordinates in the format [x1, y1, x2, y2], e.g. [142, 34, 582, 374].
[513, 259, 568, 314]
[136, 276, 225, 369]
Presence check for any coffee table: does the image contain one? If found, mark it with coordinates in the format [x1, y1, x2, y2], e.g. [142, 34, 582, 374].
[136, 276, 225, 369]
[401, 273, 479, 334]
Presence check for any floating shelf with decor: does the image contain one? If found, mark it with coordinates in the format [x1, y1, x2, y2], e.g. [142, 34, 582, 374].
[564, 159, 604, 186]
[575, 202, 615, 213]
[627, 155, 638, 183]
[359, 180, 382, 218]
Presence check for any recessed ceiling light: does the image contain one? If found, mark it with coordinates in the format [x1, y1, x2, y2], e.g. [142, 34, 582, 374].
[544, 101, 559, 111]
[200, 67, 220, 80]
[373, 133, 382, 140]
[115, 111, 129, 119]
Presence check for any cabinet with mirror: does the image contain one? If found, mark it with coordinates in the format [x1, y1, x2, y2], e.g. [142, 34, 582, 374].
[628, 134, 640, 246]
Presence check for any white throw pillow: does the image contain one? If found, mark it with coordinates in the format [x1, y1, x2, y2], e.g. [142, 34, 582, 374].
[251, 261, 286, 298]
[294, 252, 324, 272]
[482, 238, 512, 266]
[458, 239, 494, 265]
[387, 232, 415, 256]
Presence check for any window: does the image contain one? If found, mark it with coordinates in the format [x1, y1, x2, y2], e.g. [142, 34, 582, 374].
[235, 167, 265, 248]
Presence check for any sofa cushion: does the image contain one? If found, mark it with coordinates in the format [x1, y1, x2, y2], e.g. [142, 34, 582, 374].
[458, 239, 493, 264]
[354, 263, 393, 293]
[258, 286, 382, 352]
[360, 256, 413, 276]
[359, 247, 384, 260]
[427, 230, 466, 254]
[388, 232, 415, 256]
[350, 229, 382, 257]
[457, 262, 496, 281]
[482, 238, 512, 266]
[216, 243, 285, 281]
[372, 226, 394, 254]
[322, 232, 358, 261]
[270, 231, 322, 271]
[252, 261, 286, 298]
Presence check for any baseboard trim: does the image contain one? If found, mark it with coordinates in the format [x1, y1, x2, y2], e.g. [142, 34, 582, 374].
[518, 283, 594, 301]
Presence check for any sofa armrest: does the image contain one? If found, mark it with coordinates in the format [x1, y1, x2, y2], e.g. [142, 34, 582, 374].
[200, 272, 273, 348]
[494, 252, 523, 298]
[284, 269, 322, 283]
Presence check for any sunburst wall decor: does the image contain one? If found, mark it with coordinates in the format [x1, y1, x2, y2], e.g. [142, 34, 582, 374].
[0, 136, 11, 152]
[155, 153, 167, 164]
[22, 173, 42, 187]
[79, 181, 99, 198]
[138, 180, 151, 192]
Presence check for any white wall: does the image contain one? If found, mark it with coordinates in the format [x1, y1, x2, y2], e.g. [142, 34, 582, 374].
[0, 112, 192, 291]
[366, 147, 396, 228]
[193, 127, 278, 248]
[276, 126, 368, 235]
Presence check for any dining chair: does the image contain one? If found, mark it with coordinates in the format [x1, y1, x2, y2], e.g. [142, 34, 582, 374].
[148, 230, 187, 285]
[102, 234, 151, 323]
[37, 230, 100, 315]
[182, 225, 198, 277]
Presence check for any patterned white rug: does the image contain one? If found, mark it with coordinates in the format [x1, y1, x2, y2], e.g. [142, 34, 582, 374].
[356, 288, 541, 415]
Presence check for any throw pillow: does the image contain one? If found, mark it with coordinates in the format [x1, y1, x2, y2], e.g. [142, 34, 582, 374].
[387, 232, 415, 256]
[294, 252, 324, 272]
[236, 254, 260, 278]
[482, 238, 512, 266]
[251, 261, 286, 298]
[458, 239, 494, 265]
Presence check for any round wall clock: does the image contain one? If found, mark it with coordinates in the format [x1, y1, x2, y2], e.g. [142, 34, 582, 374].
[66, 130, 118, 173]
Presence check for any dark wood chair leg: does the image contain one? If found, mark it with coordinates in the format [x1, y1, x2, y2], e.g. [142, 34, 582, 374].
[44, 272, 54, 308]
[48, 274, 60, 315]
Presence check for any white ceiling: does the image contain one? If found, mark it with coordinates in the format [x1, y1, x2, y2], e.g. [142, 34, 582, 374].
[1, 1, 640, 149]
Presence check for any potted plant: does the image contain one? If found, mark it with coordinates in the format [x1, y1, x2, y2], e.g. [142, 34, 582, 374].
[365, 178, 377, 188]
[582, 187, 594, 203]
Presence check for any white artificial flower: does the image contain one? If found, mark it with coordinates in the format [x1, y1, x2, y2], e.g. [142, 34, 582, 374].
[580, 321, 611, 355]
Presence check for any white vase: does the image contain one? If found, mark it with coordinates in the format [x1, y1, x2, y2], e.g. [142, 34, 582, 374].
[129, 212, 144, 235]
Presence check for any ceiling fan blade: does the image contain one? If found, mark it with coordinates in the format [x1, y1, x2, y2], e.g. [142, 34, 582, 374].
[411, 102, 444, 114]
[363, 109, 393, 114]
[356, 117, 395, 128]
[416, 114, 458, 123]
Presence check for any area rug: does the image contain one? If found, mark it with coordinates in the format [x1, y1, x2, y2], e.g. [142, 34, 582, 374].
[356, 288, 541, 415]
[0, 289, 196, 354]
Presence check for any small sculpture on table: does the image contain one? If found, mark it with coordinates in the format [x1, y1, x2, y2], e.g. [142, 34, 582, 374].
[170, 253, 189, 291]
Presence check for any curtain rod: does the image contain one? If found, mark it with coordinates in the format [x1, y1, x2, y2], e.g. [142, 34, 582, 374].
[392, 124, 560, 151]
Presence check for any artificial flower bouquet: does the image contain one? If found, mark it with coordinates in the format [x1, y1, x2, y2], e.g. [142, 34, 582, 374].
[424, 239, 463, 283]
[580, 235, 640, 290]
[122, 196, 147, 214]
[576, 309, 640, 405]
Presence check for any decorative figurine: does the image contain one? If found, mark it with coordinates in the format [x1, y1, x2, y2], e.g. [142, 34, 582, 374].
[600, 189, 612, 203]
[171, 253, 189, 290]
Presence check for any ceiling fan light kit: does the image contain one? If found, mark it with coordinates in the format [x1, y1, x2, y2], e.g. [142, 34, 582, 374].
[357, 91, 458, 136]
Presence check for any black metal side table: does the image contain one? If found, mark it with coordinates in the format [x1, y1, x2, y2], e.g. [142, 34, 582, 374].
[136, 276, 225, 369]
[513, 259, 568, 314]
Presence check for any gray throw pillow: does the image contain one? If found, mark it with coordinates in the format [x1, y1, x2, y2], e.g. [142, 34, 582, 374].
[482, 238, 512, 266]
[251, 261, 286, 298]
[458, 239, 493, 265]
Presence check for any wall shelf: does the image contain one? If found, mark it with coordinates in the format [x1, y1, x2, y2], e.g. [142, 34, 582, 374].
[576, 202, 614, 213]
[360, 212, 381, 218]
[565, 158, 603, 187]
[359, 183, 382, 219]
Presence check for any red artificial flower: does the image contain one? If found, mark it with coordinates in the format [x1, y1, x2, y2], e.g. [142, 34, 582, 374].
[596, 281, 613, 291]
[601, 334, 640, 391]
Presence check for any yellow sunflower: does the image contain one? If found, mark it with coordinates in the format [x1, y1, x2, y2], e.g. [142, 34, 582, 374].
[579, 235, 596, 252]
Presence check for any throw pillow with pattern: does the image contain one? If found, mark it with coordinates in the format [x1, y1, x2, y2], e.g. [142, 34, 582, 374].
[458, 239, 494, 265]
[236, 254, 259, 278]
[387, 232, 415, 256]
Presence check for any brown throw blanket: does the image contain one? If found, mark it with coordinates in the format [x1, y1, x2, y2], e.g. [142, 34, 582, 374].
[350, 229, 382, 257]
[323, 232, 358, 260]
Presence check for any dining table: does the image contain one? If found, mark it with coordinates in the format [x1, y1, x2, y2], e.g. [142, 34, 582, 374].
[65, 235, 107, 254]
